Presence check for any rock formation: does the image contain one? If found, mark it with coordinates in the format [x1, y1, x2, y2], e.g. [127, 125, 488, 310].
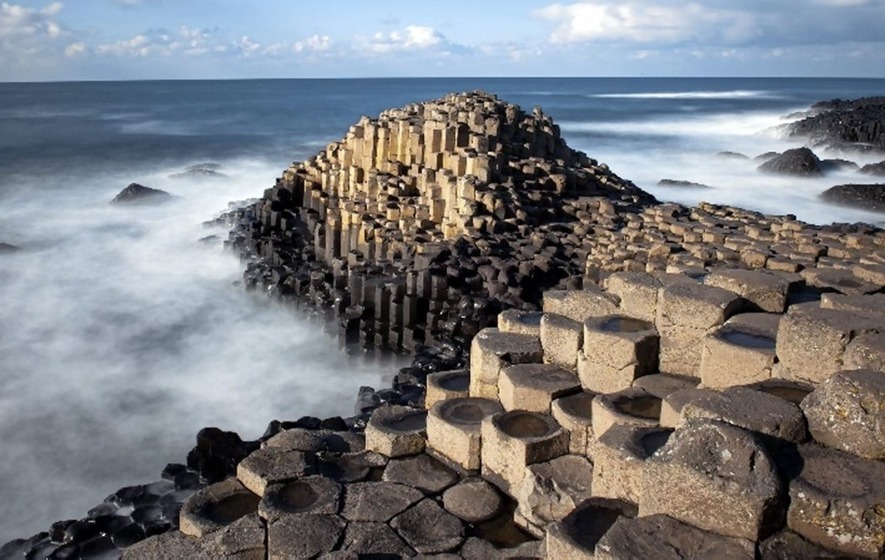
[787, 96, 885, 153]
[820, 183, 885, 212]
[110, 183, 172, 205]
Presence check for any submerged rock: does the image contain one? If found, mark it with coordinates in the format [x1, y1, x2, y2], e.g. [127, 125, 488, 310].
[859, 161, 885, 176]
[819, 183, 885, 212]
[657, 179, 713, 189]
[111, 183, 172, 205]
[170, 163, 228, 180]
[757, 147, 824, 176]
[0, 242, 19, 253]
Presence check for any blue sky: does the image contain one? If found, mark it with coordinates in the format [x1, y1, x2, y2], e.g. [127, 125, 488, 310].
[1, 0, 884, 81]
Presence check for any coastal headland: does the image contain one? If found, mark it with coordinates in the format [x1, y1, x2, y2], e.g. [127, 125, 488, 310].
[3, 91, 884, 559]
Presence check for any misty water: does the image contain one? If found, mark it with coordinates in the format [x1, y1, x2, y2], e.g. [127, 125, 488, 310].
[1, 77, 884, 542]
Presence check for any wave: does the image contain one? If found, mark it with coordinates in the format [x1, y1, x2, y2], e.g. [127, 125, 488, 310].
[591, 90, 778, 100]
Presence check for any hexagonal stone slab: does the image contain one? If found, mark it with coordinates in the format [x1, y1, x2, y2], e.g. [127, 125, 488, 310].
[640, 419, 784, 541]
[382, 453, 459, 495]
[469, 328, 543, 400]
[759, 530, 850, 560]
[341, 481, 423, 522]
[498, 363, 580, 413]
[801, 369, 885, 459]
[258, 475, 342, 522]
[364, 404, 427, 458]
[122, 514, 265, 560]
[236, 447, 315, 496]
[391, 498, 465, 554]
[338, 521, 415, 556]
[442, 478, 503, 524]
[179, 478, 260, 538]
[592, 425, 672, 504]
[544, 497, 637, 560]
[267, 514, 345, 559]
[595, 514, 755, 560]
[515, 454, 594, 533]
[786, 443, 885, 558]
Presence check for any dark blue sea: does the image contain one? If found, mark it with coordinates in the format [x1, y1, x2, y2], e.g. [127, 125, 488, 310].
[0, 77, 883, 541]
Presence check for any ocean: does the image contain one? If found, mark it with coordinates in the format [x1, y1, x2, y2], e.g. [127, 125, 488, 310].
[0, 77, 883, 542]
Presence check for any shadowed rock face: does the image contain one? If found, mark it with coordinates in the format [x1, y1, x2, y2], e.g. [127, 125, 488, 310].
[110, 183, 172, 205]
[757, 148, 824, 176]
[787, 97, 885, 153]
[819, 183, 885, 212]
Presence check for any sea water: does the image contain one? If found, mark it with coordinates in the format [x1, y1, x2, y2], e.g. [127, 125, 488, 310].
[0, 77, 883, 541]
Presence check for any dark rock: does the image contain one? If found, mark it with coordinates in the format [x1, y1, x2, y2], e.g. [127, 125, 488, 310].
[716, 151, 749, 160]
[110, 183, 172, 205]
[786, 96, 885, 152]
[754, 151, 780, 163]
[111, 523, 146, 548]
[170, 163, 227, 180]
[339, 521, 415, 556]
[859, 161, 885, 176]
[390, 498, 465, 554]
[382, 453, 459, 495]
[821, 158, 859, 173]
[820, 183, 885, 212]
[267, 514, 345, 559]
[657, 179, 713, 189]
[0, 242, 19, 253]
[757, 147, 824, 176]
[341, 481, 423, 522]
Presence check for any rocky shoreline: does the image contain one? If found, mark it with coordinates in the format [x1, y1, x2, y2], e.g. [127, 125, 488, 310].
[3, 91, 884, 559]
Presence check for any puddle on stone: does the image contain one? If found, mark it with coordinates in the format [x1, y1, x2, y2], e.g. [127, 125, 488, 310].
[641, 429, 673, 456]
[278, 481, 319, 510]
[613, 395, 661, 420]
[386, 411, 427, 432]
[205, 493, 260, 524]
[720, 329, 776, 349]
[518, 312, 543, 325]
[498, 412, 553, 438]
[600, 316, 652, 333]
[438, 373, 470, 391]
[753, 382, 811, 405]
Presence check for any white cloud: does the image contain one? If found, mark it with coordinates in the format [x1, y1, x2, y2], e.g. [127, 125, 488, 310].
[536, 2, 758, 45]
[95, 26, 228, 57]
[64, 41, 85, 57]
[293, 34, 332, 53]
[0, 2, 70, 66]
[369, 25, 444, 53]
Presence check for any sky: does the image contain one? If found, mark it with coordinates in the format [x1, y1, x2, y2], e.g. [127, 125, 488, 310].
[1, 0, 884, 81]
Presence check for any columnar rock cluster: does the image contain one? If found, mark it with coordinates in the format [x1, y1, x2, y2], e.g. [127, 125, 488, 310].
[121, 266, 884, 559]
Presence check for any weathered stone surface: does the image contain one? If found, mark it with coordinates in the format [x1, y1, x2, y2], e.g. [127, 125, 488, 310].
[341, 481, 423, 522]
[481, 410, 569, 495]
[785, 443, 885, 558]
[591, 387, 661, 438]
[542, 287, 619, 323]
[820, 292, 885, 315]
[391, 498, 465, 554]
[605, 271, 662, 323]
[123, 514, 265, 560]
[655, 282, 743, 376]
[744, 378, 813, 406]
[757, 147, 824, 176]
[469, 328, 543, 400]
[802, 267, 880, 295]
[316, 450, 387, 483]
[659, 387, 717, 428]
[498, 363, 580, 413]
[179, 478, 260, 538]
[540, 313, 583, 370]
[427, 397, 503, 472]
[699, 313, 779, 388]
[801, 369, 885, 459]
[593, 425, 672, 504]
[544, 498, 637, 560]
[580, 315, 658, 393]
[515, 454, 594, 532]
[459, 537, 545, 559]
[758, 530, 849, 560]
[632, 372, 699, 399]
[442, 478, 503, 524]
[551, 391, 595, 455]
[776, 302, 884, 384]
[820, 183, 885, 212]
[844, 331, 885, 372]
[338, 522, 414, 556]
[236, 447, 314, 496]
[595, 514, 755, 560]
[425, 370, 470, 410]
[704, 268, 791, 313]
[640, 419, 784, 541]
[382, 453, 459, 494]
[679, 386, 808, 444]
[497, 309, 543, 336]
[267, 514, 345, 559]
[364, 404, 427, 458]
[264, 428, 364, 454]
[258, 475, 342, 522]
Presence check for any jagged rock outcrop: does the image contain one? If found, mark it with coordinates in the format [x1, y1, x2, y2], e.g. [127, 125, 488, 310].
[110, 183, 172, 205]
[820, 183, 885, 212]
[787, 97, 885, 153]
[757, 147, 824, 176]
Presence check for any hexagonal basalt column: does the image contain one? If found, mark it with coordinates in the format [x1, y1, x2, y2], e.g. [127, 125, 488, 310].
[605, 271, 662, 323]
[545, 498, 638, 560]
[591, 387, 661, 439]
[179, 478, 260, 538]
[704, 268, 792, 313]
[258, 476, 342, 523]
[481, 410, 569, 495]
[542, 287, 619, 323]
[551, 391, 596, 455]
[498, 363, 581, 413]
[579, 315, 659, 393]
[514, 454, 594, 537]
[236, 447, 315, 497]
[365, 404, 427, 458]
[426, 397, 503, 472]
[498, 308, 543, 336]
[469, 328, 543, 400]
[425, 369, 470, 410]
[786, 443, 885, 558]
[699, 313, 778, 389]
[655, 282, 743, 376]
[540, 313, 584, 370]
[592, 425, 672, 504]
